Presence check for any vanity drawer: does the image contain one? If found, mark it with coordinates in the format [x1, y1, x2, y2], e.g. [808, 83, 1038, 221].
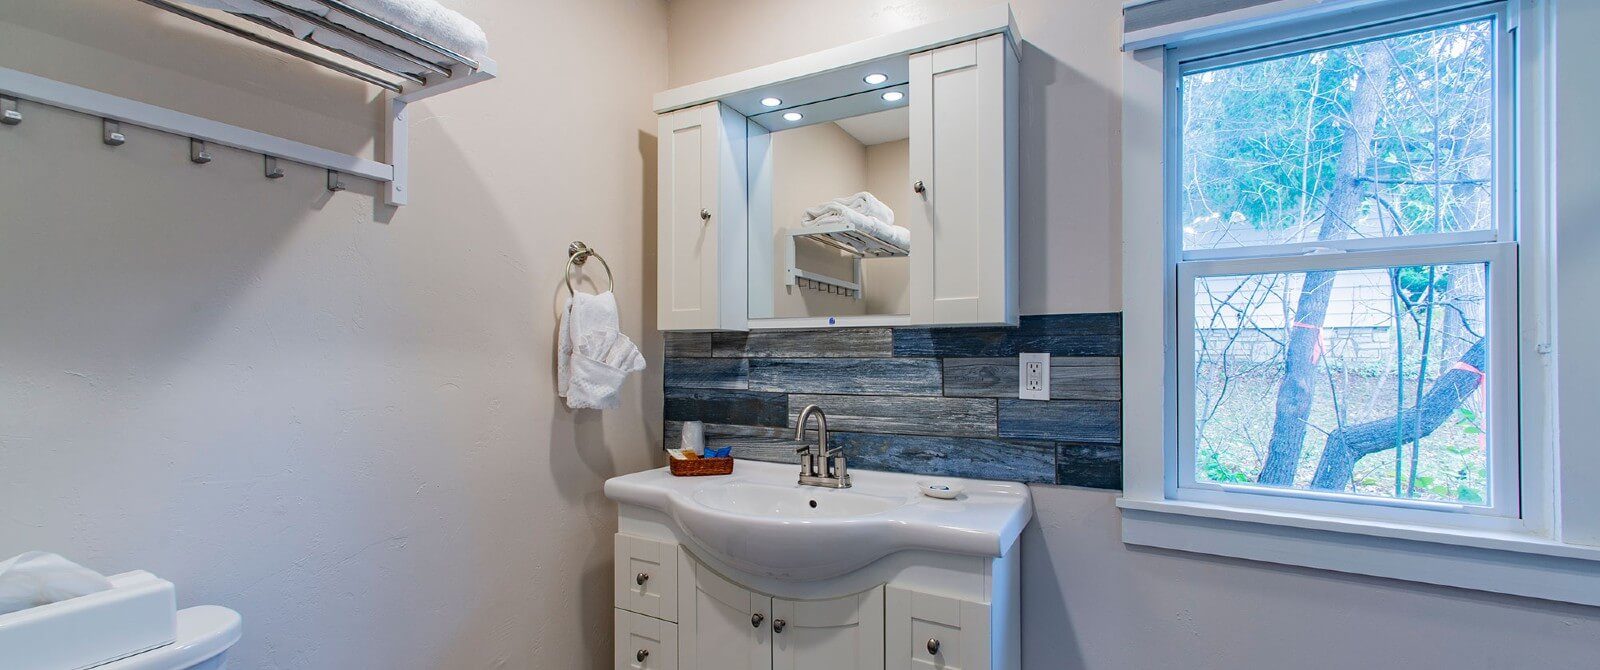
[615, 533, 679, 621]
[616, 608, 679, 670]
[887, 587, 991, 670]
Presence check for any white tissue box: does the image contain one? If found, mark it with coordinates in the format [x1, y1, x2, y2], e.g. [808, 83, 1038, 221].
[0, 570, 177, 670]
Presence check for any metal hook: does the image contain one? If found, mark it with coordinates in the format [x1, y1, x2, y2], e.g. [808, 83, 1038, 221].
[103, 119, 125, 146]
[0, 96, 19, 126]
[326, 169, 346, 192]
[190, 139, 212, 164]
[264, 156, 285, 179]
[564, 241, 615, 295]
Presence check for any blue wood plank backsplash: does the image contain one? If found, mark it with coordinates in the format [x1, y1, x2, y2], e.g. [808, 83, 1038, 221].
[663, 313, 1123, 489]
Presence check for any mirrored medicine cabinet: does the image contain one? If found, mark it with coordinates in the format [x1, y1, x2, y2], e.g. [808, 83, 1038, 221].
[655, 5, 1019, 331]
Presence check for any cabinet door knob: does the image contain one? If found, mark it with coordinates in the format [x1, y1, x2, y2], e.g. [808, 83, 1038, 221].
[927, 638, 942, 655]
[751, 613, 764, 627]
[913, 180, 926, 195]
[636, 649, 649, 662]
[700, 208, 711, 221]
[635, 572, 649, 586]
[773, 619, 787, 633]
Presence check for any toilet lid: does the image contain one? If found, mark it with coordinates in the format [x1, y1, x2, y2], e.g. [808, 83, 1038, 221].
[96, 606, 241, 670]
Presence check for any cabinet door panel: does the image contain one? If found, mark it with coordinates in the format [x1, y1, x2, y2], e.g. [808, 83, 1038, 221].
[616, 609, 679, 670]
[678, 549, 773, 670]
[909, 34, 1018, 327]
[615, 533, 678, 621]
[659, 103, 718, 330]
[772, 587, 885, 670]
[887, 587, 990, 670]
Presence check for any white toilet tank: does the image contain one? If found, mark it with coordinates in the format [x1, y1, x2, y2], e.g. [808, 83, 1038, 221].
[98, 606, 241, 670]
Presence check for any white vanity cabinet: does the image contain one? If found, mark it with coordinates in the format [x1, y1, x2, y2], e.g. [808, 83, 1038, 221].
[657, 101, 748, 331]
[612, 530, 1016, 670]
[652, 5, 1020, 331]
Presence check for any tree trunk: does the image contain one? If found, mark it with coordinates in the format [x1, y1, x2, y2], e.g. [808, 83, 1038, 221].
[1256, 45, 1393, 485]
[1311, 338, 1486, 490]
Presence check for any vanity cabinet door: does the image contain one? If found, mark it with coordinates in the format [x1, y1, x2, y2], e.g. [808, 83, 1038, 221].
[615, 533, 678, 621]
[886, 587, 991, 670]
[616, 609, 679, 670]
[657, 101, 748, 332]
[772, 587, 885, 670]
[908, 33, 1018, 327]
[678, 551, 773, 670]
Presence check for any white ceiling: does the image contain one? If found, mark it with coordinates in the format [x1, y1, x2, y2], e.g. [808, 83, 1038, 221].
[832, 106, 911, 146]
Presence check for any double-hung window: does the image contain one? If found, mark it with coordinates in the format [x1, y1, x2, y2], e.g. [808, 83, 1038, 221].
[1121, 0, 1600, 606]
[1168, 4, 1524, 530]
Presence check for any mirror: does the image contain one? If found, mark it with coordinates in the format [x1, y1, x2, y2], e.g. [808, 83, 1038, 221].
[747, 88, 913, 321]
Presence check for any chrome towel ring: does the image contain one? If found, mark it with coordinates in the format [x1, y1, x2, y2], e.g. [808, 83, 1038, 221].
[565, 240, 615, 295]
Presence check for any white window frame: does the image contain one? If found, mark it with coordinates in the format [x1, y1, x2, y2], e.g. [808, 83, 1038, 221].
[1167, 4, 1526, 530]
[1119, 0, 1600, 608]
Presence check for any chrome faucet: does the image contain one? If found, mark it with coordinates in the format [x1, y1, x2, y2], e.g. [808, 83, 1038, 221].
[795, 405, 850, 488]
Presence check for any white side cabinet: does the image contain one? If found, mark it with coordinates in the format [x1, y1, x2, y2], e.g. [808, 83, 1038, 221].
[613, 532, 1016, 670]
[657, 102, 747, 331]
[908, 33, 1019, 327]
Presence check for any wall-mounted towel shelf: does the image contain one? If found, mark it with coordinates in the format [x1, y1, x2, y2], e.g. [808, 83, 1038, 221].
[782, 222, 911, 301]
[791, 221, 910, 258]
[0, 0, 497, 206]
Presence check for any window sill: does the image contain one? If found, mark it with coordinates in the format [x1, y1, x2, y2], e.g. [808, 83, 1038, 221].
[1117, 497, 1600, 607]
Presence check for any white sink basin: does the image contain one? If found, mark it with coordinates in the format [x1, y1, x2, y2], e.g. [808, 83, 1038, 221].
[691, 481, 905, 518]
[604, 459, 1033, 580]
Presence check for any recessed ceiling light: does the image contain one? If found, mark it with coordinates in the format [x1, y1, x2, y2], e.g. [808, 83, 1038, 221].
[782, 112, 803, 122]
[881, 91, 904, 102]
[863, 73, 888, 85]
[760, 97, 782, 107]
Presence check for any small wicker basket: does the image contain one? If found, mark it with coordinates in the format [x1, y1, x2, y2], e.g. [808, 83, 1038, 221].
[669, 456, 734, 477]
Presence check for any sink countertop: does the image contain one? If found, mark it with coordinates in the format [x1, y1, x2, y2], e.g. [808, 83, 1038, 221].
[604, 459, 1034, 580]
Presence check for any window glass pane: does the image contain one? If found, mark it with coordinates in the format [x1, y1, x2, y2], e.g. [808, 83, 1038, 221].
[1181, 20, 1496, 251]
[1192, 263, 1490, 504]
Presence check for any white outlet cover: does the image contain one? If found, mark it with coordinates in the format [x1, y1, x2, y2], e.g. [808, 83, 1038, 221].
[1019, 353, 1050, 400]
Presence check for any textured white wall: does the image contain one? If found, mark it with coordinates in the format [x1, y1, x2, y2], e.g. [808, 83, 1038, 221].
[0, 1, 667, 668]
[666, 1, 1600, 667]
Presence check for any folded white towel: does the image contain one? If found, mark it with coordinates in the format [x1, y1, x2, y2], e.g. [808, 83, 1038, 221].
[341, 0, 488, 62]
[179, 0, 489, 76]
[803, 203, 912, 251]
[803, 191, 894, 227]
[568, 330, 647, 410]
[0, 552, 114, 616]
[558, 291, 646, 410]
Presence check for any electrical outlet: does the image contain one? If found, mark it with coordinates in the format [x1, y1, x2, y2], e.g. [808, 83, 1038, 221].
[1019, 353, 1049, 400]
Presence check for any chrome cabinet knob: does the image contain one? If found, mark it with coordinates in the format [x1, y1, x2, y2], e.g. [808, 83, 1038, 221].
[635, 572, 649, 586]
[927, 638, 942, 655]
[773, 619, 787, 633]
[700, 208, 711, 221]
[913, 180, 926, 195]
[636, 649, 649, 662]
[751, 613, 764, 627]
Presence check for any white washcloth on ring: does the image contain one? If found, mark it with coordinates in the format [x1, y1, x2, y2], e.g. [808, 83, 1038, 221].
[566, 329, 646, 410]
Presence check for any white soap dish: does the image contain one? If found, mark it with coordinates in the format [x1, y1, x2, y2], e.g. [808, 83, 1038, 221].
[0, 570, 177, 670]
[918, 480, 966, 499]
